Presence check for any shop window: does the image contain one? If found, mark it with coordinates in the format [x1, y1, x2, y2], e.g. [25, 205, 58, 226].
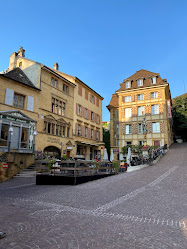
[0, 124, 9, 146]
[20, 127, 28, 148]
[13, 93, 25, 109]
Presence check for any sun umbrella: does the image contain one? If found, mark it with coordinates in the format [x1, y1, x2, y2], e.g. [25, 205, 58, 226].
[110, 149, 114, 162]
[119, 153, 124, 161]
[127, 147, 131, 166]
[103, 148, 109, 161]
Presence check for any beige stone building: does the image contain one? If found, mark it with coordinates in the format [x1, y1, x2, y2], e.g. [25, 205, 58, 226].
[107, 69, 173, 159]
[0, 47, 104, 174]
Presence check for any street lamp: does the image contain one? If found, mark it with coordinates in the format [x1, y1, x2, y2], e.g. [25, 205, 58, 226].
[142, 118, 147, 148]
[8, 126, 14, 151]
[33, 131, 37, 153]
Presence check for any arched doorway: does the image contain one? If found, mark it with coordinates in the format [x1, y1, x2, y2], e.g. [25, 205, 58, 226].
[43, 146, 61, 159]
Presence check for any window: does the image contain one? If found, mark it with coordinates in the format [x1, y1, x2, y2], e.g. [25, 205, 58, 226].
[19, 62, 22, 69]
[116, 124, 119, 133]
[152, 122, 160, 133]
[125, 108, 131, 118]
[117, 139, 119, 147]
[126, 141, 132, 145]
[124, 96, 131, 102]
[0, 124, 9, 146]
[137, 94, 144, 101]
[138, 106, 145, 116]
[85, 127, 88, 137]
[52, 98, 65, 116]
[91, 111, 94, 121]
[62, 126, 65, 137]
[97, 114, 99, 124]
[96, 131, 99, 140]
[139, 141, 145, 146]
[78, 124, 81, 136]
[151, 92, 158, 99]
[137, 79, 143, 87]
[13, 93, 25, 109]
[91, 129, 94, 139]
[20, 127, 28, 148]
[126, 81, 131, 88]
[138, 123, 143, 133]
[78, 104, 82, 116]
[91, 95, 95, 104]
[125, 124, 132, 134]
[67, 127, 69, 137]
[151, 104, 159, 115]
[63, 83, 69, 94]
[85, 108, 88, 119]
[56, 125, 59, 136]
[151, 76, 156, 84]
[51, 77, 58, 88]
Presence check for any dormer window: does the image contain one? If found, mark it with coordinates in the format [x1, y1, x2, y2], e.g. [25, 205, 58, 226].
[126, 81, 131, 88]
[151, 76, 156, 84]
[137, 79, 143, 87]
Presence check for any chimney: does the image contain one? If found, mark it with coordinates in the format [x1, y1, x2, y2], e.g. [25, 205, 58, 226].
[53, 62, 59, 70]
[17, 46, 25, 57]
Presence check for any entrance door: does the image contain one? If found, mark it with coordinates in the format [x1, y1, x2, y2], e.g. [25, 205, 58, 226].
[10, 127, 20, 149]
[66, 150, 70, 158]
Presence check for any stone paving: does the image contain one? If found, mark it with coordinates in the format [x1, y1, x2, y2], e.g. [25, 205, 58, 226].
[0, 143, 187, 249]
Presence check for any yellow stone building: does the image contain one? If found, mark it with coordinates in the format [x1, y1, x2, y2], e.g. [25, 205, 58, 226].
[107, 69, 173, 159]
[0, 47, 104, 167]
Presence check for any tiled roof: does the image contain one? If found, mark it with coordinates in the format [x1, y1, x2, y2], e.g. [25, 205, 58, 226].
[2, 68, 39, 90]
[52, 68, 104, 100]
[117, 69, 167, 92]
[107, 93, 119, 109]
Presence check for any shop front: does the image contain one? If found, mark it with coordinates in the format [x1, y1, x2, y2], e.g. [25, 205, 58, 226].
[0, 110, 36, 153]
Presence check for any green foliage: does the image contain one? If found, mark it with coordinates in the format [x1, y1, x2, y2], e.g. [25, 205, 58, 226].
[112, 161, 120, 173]
[103, 127, 110, 157]
[172, 94, 187, 141]
[48, 158, 56, 171]
[62, 154, 67, 160]
[122, 145, 143, 156]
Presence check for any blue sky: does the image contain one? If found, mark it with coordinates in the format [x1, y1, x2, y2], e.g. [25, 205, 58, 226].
[0, 0, 187, 121]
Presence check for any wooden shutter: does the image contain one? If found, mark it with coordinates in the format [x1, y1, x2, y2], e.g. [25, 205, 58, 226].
[5, 88, 14, 106]
[88, 127, 91, 139]
[27, 96, 34, 111]
[76, 103, 78, 115]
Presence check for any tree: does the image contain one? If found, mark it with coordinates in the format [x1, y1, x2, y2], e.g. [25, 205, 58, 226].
[172, 94, 187, 141]
[103, 128, 110, 157]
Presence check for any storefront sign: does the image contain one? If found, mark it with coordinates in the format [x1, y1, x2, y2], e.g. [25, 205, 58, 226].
[2, 115, 29, 123]
[47, 137, 60, 144]
[66, 147, 72, 150]
[113, 149, 119, 154]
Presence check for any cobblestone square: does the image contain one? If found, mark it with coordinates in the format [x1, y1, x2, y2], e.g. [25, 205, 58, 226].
[0, 143, 187, 248]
